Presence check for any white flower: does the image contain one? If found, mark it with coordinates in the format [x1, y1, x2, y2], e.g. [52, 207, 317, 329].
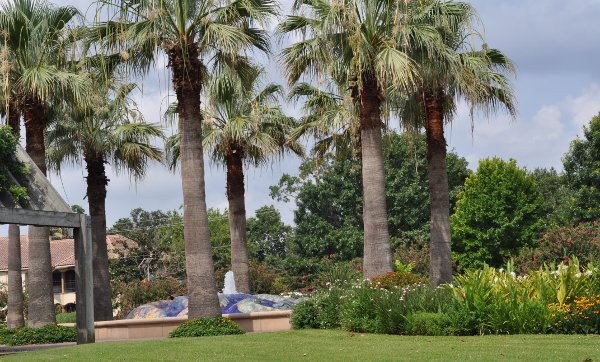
[575, 273, 581, 278]
[510, 272, 516, 278]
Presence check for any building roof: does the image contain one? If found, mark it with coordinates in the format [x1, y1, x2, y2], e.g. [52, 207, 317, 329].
[0, 234, 138, 272]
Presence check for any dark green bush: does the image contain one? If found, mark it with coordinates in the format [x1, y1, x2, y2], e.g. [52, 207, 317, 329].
[1, 325, 76, 346]
[291, 300, 319, 329]
[169, 317, 245, 338]
[404, 312, 454, 336]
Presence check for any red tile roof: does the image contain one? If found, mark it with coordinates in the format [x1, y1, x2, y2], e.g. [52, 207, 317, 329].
[0, 234, 138, 272]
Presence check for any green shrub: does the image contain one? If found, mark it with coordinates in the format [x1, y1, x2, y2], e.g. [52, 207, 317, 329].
[1, 325, 76, 346]
[56, 312, 76, 324]
[0, 327, 17, 344]
[169, 317, 245, 338]
[404, 312, 454, 336]
[113, 277, 187, 319]
[338, 282, 454, 335]
[291, 300, 319, 329]
[371, 271, 428, 290]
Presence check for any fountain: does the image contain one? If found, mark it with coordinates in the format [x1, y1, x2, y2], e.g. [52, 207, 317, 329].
[125, 270, 302, 319]
[222, 270, 237, 294]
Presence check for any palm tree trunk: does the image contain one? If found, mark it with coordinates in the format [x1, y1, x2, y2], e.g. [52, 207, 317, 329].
[7, 224, 25, 328]
[424, 89, 452, 286]
[358, 74, 392, 279]
[23, 98, 55, 327]
[169, 43, 220, 317]
[7, 99, 20, 135]
[84, 151, 113, 321]
[6, 108, 25, 328]
[226, 144, 250, 293]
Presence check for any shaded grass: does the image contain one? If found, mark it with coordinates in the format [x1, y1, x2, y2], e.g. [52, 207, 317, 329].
[55, 313, 76, 324]
[4, 329, 600, 361]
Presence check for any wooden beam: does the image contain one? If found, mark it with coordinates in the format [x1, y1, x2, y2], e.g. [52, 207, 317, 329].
[74, 214, 95, 344]
[0, 208, 81, 227]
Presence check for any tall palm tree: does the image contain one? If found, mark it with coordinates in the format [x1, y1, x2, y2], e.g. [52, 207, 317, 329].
[203, 65, 302, 292]
[401, 1, 516, 285]
[165, 64, 302, 292]
[47, 80, 163, 321]
[1, 73, 25, 329]
[0, 0, 88, 327]
[94, 0, 276, 317]
[280, 0, 443, 278]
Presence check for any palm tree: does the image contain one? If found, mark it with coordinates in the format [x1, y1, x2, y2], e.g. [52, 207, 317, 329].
[165, 64, 302, 292]
[94, 0, 276, 317]
[47, 80, 163, 321]
[289, 82, 359, 160]
[1, 71, 25, 329]
[401, 2, 516, 285]
[203, 65, 302, 292]
[280, 0, 443, 278]
[0, 0, 88, 327]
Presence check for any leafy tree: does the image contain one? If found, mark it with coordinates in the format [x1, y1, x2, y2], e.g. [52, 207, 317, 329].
[96, 0, 277, 318]
[109, 208, 232, 284]
[563, 114, 600, 223]
[529, 167, 574, 227]
[451, 157, 543, 270]
[247, 205, 292, 262]
[207, 208, 232, 272]
[271, 132, 470, 261]
[109, 208, 186, 284]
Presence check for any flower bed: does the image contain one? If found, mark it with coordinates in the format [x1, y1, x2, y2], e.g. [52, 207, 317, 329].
[292, 258, 600, 335]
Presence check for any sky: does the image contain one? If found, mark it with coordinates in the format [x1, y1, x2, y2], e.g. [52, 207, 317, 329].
[3, 0, 600, 231]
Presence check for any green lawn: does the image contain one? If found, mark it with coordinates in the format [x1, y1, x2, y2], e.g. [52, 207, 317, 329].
[4, 330, 600, 361]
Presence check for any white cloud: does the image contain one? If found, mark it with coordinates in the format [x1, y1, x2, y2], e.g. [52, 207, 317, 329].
[563, 83, 600, 130]
[447, 83, 598, 171]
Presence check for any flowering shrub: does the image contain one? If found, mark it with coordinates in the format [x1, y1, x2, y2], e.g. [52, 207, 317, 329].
[371, 271, 428, 290]
[550, 295, 600, 334]
[515, 220, 600, 274]
[113, 277, 187, 319]
[293, 258, 600, 336]
[447, 259, 599, 334]
[248, 262, 291, 294]
[392, 235, 430, 275]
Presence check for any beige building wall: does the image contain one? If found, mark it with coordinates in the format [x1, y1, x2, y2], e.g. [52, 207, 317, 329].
[0, 270, 76, 306]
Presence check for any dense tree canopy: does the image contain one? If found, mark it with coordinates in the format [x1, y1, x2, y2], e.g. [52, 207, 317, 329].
[451, 158, 543, 269]
[271, 132, 471, 261]
[562, 114, 600, 223]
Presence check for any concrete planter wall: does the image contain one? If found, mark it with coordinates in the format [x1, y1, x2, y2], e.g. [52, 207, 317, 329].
[60, 311, 292, 341]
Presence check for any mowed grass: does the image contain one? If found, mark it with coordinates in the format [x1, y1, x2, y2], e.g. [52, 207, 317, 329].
[4, 329, 600, 361]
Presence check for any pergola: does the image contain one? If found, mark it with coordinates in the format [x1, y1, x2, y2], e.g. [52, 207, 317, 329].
[0, 145, 94, 344]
